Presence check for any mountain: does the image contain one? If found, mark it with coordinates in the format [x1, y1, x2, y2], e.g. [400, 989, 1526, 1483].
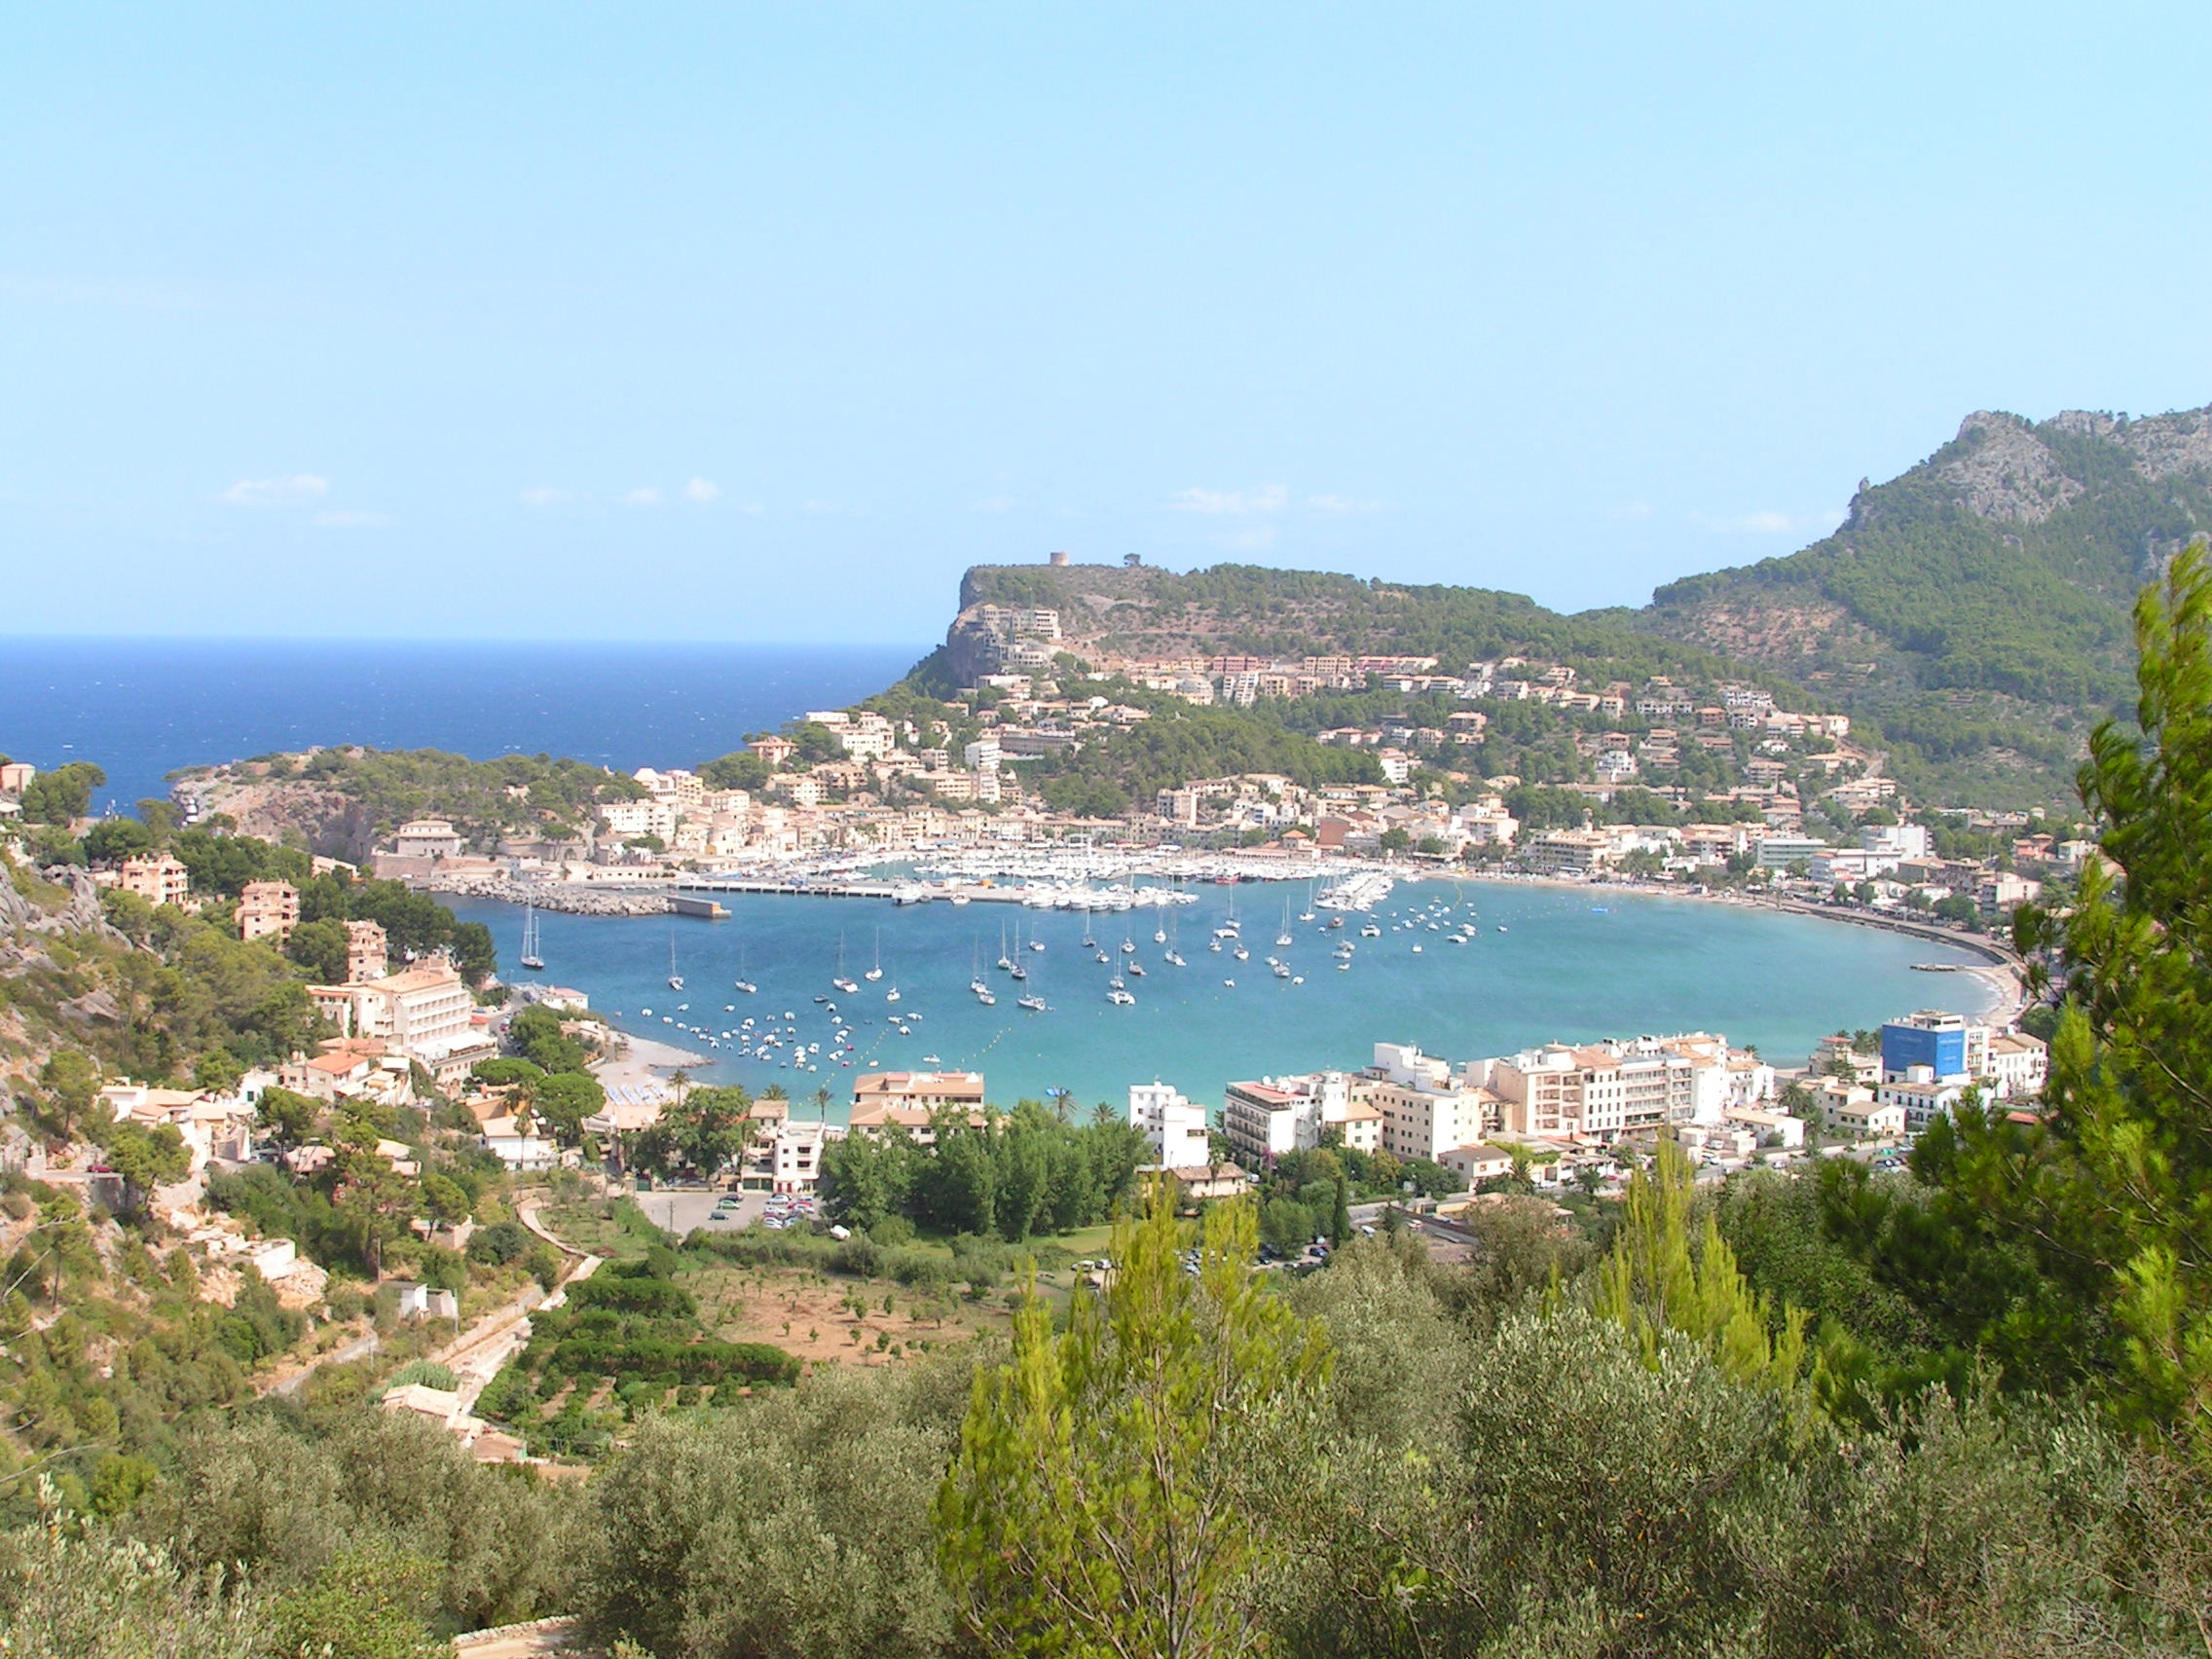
[1640, 405, 2212, 804]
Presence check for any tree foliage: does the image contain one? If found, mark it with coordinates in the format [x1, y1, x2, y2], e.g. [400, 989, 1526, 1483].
[936, 1195, 1330, 1657]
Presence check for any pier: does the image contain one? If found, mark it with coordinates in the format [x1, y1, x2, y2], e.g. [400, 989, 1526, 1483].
[673, 877, 903, 901]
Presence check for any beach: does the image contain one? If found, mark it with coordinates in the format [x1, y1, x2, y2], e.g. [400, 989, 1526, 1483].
[594, 1029, 709, 1094]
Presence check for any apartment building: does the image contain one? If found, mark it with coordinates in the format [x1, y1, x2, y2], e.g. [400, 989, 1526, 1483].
[1880, 1010, 1986, 1084]
[1490, 1032, 1739, 1143]
[237, 879, 299, 942]
[1357, 1044, 1497, 1162]
[1985, 1031, 2048, 1098]
[1879, 1073, 1971, 1132]
[849, 1070, 987, 1143]
[1223, 1071, 1381, 1161]
[1523, 830, 1616, 877]
[1809, 1078, 1907, 1138]
[346, 919, 389, 981]
[632, 767, 705, 809]
[1127, 1083, 1212, 1167]
[599, 799, 678, 842]
[310, 959, 474, 1066]
[118, 855, 191, 908]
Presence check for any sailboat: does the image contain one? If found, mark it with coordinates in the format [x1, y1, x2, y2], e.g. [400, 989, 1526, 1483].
[969, 940, 988, 997]
[666, 929, 684, 991]
[1009, 918, 1029, 979]
[519, 903, 545, 972]
[831, 932, 859, 996]
[733, 942, 756, 995]
[1299, 881, 1317, 924]
[1275, 897, 1293, 948]
[996, 923, 1014, 972]
[865, 928, 884, 982]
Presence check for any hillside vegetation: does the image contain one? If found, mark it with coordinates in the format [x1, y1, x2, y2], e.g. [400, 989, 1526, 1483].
[1643, 405, 2212, 803]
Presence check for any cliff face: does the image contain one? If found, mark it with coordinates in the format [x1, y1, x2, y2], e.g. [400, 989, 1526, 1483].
[178, 774, 381, 861]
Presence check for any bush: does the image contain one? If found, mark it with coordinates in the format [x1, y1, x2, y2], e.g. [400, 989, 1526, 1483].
[466, 1220, 531, 1266]
[566, 1276, 699, 1320]
[547, 1338, 800, 1387]
[385, 1361, 459, 1391]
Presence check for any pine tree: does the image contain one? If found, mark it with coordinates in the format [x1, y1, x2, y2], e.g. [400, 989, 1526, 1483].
[935, 1194, 1330, 1657]
[2019, 540, 2212, 1441]
[1598, 1139, 1807, 1393]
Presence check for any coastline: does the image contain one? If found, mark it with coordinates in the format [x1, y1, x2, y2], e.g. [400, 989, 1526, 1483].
[594, 1029, 709, 1094]
[471, 851, 2028, 1032]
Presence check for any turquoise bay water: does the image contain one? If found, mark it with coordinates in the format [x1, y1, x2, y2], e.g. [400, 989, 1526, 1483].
[449, 883, 1987, 1118]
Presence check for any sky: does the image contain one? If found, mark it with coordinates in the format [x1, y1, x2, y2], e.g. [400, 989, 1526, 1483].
[5, 3, 2210, 643]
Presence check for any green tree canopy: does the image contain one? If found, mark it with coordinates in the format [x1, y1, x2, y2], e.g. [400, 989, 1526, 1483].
[936, 1195, 1330, 1656]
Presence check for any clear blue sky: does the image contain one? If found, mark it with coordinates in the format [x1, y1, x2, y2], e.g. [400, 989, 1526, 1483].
[6, 4, 2208, 642]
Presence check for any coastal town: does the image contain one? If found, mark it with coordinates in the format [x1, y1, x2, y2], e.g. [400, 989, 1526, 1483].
[148, 554, 2092, 959]
[1, 736, 2050, 1246]
[14, 10, 2212, 1648]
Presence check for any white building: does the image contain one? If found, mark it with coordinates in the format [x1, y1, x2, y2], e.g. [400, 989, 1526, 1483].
[1128, 1083, 1212, 1167]
[1984, 1031, 2048, 1099]
[1360, 1044, 1497, 1163]
[599, 799, 678, 842]
[309, 959, 476, 1068]
[1222, 1072, 1382, 1161]
[1878, 1071, 1972, 1132]
[391, 820, 463, 861]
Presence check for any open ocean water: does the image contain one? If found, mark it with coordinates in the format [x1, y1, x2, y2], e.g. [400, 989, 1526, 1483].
[1, 635, 1987, 1104]
[0, 638, 924, 812]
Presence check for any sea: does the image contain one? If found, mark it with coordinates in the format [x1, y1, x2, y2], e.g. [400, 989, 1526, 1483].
[0, 638, 924, 813]
[444, 884, 1985, 1116]
[3, 636, 1988, 1109]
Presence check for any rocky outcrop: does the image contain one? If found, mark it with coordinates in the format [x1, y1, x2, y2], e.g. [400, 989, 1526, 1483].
[1938, 412, 2087, 523]
[1933, 405, 2212, 526]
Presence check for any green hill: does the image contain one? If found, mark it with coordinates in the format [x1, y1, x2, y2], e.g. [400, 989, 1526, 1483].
[1641, 405, 2212, 805]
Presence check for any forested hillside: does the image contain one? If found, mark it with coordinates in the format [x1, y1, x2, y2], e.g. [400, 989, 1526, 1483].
[1642, 405, 2212, 804]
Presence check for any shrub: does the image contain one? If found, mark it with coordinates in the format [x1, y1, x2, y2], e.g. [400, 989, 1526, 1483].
[385, 1360, 459, 1391]
[466, 1220, 531, 1266]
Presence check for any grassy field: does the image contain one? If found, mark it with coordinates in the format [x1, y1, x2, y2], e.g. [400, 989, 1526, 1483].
[540, 1195, 676, 1262]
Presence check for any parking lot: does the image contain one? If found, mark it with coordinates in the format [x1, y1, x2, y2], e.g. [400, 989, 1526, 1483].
[633, 1188, 766, 1235]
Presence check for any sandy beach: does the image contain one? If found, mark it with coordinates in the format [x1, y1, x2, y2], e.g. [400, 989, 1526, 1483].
[595, 1029, 708, 1094]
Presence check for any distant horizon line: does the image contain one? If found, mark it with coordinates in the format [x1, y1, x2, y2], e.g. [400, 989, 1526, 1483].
[0, 634, 936, 649]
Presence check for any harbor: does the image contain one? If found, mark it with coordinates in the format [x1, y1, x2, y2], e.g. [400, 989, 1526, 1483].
[444, 873, 1995, 1116]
